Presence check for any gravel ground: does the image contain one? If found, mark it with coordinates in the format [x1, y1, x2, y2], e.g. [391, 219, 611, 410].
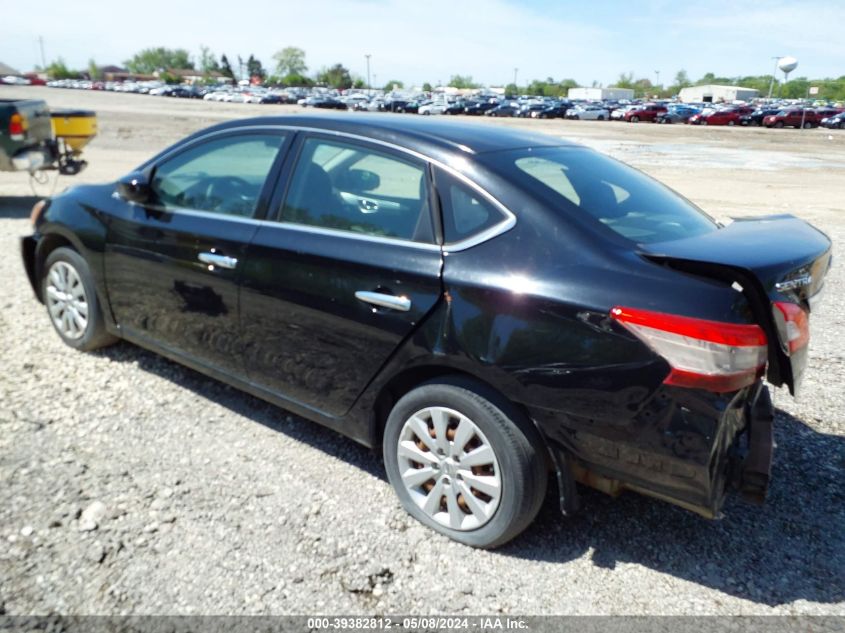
[0, 87, 843, 616]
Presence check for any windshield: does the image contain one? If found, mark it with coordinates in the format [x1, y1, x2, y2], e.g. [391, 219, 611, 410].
[483, 146, 718, 244]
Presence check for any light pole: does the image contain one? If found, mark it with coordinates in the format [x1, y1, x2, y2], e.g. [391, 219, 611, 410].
[513, 67, 518, 92]
[655, 70, 660, 94]
[365, 54, 371, 96]
[767, 56, 781, 99]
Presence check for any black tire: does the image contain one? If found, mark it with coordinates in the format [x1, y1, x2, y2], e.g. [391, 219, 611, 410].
[774, 121, 784, 128]
[629, 115, 639, 123]
[383, 376, 547, 549]
[597, 115, 604, 121]
[802, 121, 813, 129]
[41, 246, 117, 351]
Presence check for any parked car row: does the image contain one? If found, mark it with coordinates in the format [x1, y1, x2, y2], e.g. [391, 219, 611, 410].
[40, 78, 845, 131]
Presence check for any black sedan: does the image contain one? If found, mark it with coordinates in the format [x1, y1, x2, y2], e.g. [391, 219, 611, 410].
[21, 114, 832, 548]
[739, 108, 781, 126]
[821, 112, 845, 129]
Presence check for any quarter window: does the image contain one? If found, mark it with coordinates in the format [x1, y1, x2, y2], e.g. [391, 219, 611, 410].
[280, 137, 434, 243]
[151, 134, 284, 217]
[434, 168, 507, 244]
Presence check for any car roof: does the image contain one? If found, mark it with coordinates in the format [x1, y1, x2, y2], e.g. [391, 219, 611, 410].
[202, 113, 572, 155]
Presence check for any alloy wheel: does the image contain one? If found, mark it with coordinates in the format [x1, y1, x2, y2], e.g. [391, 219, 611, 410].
[396, 406, 502, 531]
[45, 261, 88, 340]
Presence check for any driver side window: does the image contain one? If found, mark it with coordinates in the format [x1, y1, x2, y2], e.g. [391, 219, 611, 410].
[151, 134, 284, 217]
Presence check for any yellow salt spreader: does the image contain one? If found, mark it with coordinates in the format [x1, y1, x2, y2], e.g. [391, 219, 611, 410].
[49, 109, 97, 175]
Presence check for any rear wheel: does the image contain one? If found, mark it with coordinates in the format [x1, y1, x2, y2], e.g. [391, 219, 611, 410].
[802, 121, 813, 129]
[727, 120, 735, 126]
[597, 115, 605, 121]
[629, 115, 639, 123]
[42, 247, 117, 351]
[775, 121, 784, 128]
[383, 377, 547, 548]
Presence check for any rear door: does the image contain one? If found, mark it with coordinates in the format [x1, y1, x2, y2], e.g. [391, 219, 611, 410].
[239, 133, 443, 417]
[105, 130, 288, 375]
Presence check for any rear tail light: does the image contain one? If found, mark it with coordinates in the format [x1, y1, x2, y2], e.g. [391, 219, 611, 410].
[610, 306, 768, 393]
[772, 301, 809, 355]
[9, 113, 27, 141]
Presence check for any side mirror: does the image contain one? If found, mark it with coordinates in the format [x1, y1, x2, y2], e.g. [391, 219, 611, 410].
[117, 171, 152, 204]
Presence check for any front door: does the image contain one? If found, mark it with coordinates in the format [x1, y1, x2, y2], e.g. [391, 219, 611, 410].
[104, 130, 288, 376]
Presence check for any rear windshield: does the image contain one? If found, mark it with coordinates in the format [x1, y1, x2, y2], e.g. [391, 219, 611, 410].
[482, 146, 718, 244]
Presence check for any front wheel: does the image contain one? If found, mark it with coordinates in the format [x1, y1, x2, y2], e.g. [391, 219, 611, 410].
[629, 115, 639, 123]
[383, 378, 547, 548]
[42, 247, 117, 351]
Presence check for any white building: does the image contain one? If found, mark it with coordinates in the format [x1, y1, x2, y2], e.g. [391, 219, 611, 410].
[567, 87, 634, 101]
[678, 84, 760, 103]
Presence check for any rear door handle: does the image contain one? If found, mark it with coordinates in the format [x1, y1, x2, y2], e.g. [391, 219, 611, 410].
[198, 252, 238, 269]
[355, 291, 411, 312]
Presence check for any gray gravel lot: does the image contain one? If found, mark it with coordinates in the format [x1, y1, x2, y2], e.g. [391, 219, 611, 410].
[0, 87, 843, 616]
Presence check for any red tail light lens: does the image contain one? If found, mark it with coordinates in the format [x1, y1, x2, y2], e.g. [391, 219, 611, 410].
[610, 306, 768, 393]
[9, 113, 26, 139]
[773, 302, 809, 355]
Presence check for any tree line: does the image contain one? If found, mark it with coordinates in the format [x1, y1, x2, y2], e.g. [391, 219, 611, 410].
[41, 48, 845, 101]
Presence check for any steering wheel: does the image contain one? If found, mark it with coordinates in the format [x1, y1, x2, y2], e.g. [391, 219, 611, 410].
[204, 176, 254, 212]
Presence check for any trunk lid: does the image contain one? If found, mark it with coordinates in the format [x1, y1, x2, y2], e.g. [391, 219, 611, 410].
[640, 214, 832, 394]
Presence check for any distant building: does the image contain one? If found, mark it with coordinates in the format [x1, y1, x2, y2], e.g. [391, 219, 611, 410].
[567, 87, 634, 101]
[0, 61, 21, 75]
[678, 84, 759, 103]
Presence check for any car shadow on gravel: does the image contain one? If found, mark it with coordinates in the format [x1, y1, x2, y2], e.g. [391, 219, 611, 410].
[506, 407, 845, 607]
[0, 196, 41, 219]
[95, 342, 387, 481]
[97, 342, 843, 607]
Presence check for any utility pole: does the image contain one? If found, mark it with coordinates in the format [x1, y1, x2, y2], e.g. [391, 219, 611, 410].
[365, 54, 371, 96]
[767, 56, 781, 99]
[513, 67, 518, 92]
[655, 70, 660, 88]
[38, 36, 46, 70]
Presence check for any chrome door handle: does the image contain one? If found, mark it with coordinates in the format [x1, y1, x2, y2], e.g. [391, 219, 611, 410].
[355, 291, 411, 312]
[358, 198, 379, 213]
[198, 252, 238, 269]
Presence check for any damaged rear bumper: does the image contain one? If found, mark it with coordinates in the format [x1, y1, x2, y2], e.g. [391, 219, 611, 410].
[535, 381, 775, 518]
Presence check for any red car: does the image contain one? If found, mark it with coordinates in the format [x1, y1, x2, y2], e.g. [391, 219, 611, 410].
[623, 103, 667, 122]
[763, 109, 821, 129]
[688, 106, 754, 126]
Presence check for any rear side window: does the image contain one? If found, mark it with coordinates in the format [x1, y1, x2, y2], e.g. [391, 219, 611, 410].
[434, 168, 507, 244]
[151, 134, 283, 217]
[484, 146, 717, 244]
[279, 137, 434, 243]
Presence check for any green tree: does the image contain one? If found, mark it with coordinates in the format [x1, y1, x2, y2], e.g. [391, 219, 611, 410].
[46, 58, 76, 80]
[282, 72, 312, 87]
[449, 74, 480, 89]
[317, 64, 353, 89]
[87, 58, 101, 81]
[124, 47, 193, 74]
[383, 79, 404, 91]
[422, 82, 433, 92]
[614, 72, 636, 90]
[273, 47, 307, 77]
[219, 54, 235, 80]
[505, 83, 518, 96]
[247, 54, 265, 80]
[353, 78, 366, 89]
[198, 46, 220, 74]
[674, 69, 691, 89]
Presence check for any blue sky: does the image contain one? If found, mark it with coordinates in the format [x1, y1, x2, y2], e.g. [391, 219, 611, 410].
[2, 0, 842, 86]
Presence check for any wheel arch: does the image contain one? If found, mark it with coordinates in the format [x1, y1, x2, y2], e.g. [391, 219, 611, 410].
[369, 363, 556, 474]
